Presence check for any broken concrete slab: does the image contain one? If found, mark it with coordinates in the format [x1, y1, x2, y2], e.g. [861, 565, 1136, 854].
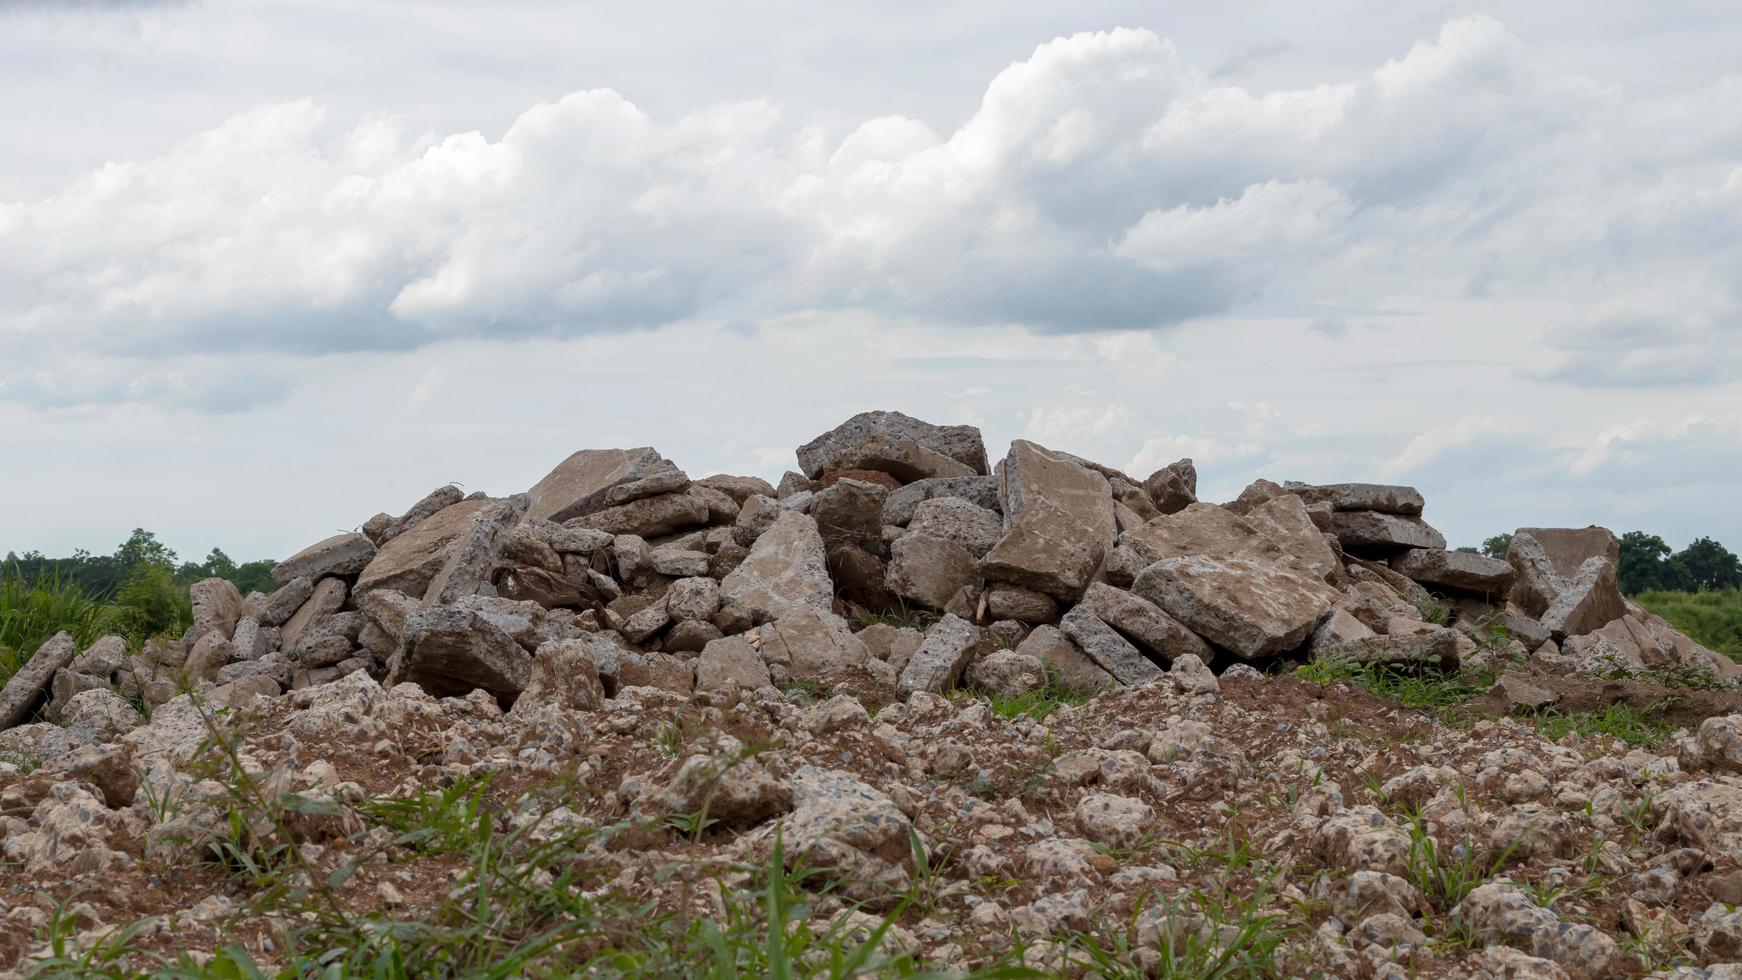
[978, 440, 1116, 601]
[0, 633, 78, 729]
[1133, 555, 1334, 659]
[1283, 482, 1425, 516]
[526, 448, 689, 524]
[695, 635, 773, 692]
[1014, 624, 1117, 695]
[355, 497, 492, 599]
[1392, 548, 1515, 595]
[1143, 458, 1198, 515]
[1078, 581, 1214, 667]
[1319, 628, 1463, 671]
[422, 494, 532, 606]
[392, 605, 532, 697]
[1059, 605, 1166, 686]
[882, 475, 1001, 527]
[271, 532, 376, 586]
[565, 492, 709, 538]
[897, 614, 979, 694]
[189, 578, 246, 642]
[1330, 511, 1447, 552]
[797, 411, 989, 483]
[719, 511, 834, 624]
[885, 534, 976, 612]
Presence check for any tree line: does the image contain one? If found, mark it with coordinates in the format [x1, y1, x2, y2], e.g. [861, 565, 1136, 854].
[3, 530, 276, 642]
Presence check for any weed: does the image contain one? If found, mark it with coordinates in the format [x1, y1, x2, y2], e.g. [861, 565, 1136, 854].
[1052, 888, 1287, 979]
[1620, 787, 1657, 834]
[1414, 597, 1453, 627]
[850, 601, 936, 632]
[1, 752, 39, 775]
[360, 775, 495, 855]
[1534, 702, 1676, 747]
[1168, 824, 1268, 878]
[1403, 810, 1520, 911]
[27, 903, 163, 978]
[966, 671, 1088, 721]
[655, 712, 716, 757]
[781, 679, 835, 705]
[1295, 657, 1488, 710]
[1469, 612, 1515, 651]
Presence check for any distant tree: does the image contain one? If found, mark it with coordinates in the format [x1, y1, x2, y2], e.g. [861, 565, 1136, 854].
[1619, 531, 1693, 595]
[203, 548, 238, 580]
[1480, 533, 1513, 560]
[1455, 546, 1480, 555]
[114, 529, 177, 572]
[231, 560, 278, 596]
[1676, 537, 1742, 592]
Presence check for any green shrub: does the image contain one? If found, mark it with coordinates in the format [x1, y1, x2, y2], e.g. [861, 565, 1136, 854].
[115, 561, 191, 642]
[1635, 588, 1742, 659]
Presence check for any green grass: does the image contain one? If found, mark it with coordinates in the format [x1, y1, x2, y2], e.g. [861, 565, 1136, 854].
[1294, 657, 1489, 710]
[359, 775, 495, 855]
[850, 601, 936, 632]
[781, 678, 836, 704]
[1533, 702, 1678, 747]
[1413, 596, 1453, 627]
[1049, 889, 1287, 979]
[974, 673, 1088, 721]
[1403, 809, 1519, 911]
[0, 571, 123, 681]
[1636, 588, 1742, 659]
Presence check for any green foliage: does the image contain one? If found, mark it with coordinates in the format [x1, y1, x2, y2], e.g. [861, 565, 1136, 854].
[4, 529, 275, 611]
[1620, 531, 1693, 595]
[1533, 702, 1677, 747]
[1295, 657, 1489, 710]
[1480, 533, 1513, 560]
[971, 671, 1088, 721]
[1403, 809, 1519, 911]
[0, 571, 122, 680]
[113, 528, 178, 572]
[115, 562, 192, 642]
[1633, 588, 1742, 659]
[1413, 596, 1453, 626]
[1045, 888, 1286, 979]
[1678, 537, 1742, 592]
[2, 530, 275, 682]
[781, 679, 836, 705]
[850, 600, 935, 632]
[359, 776, 495, 855]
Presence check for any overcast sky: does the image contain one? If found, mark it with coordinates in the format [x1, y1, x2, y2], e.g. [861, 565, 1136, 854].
[3, 0, 1740, 563]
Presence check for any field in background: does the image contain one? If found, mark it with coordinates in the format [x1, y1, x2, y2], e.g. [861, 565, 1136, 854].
[1637, 588, 1742, 659]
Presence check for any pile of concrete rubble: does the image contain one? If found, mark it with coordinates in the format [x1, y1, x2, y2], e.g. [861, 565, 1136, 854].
[2, 409, 1732, 748]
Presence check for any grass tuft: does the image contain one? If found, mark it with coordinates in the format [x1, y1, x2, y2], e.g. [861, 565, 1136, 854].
[850, 601, 936, 632]
[1295, 657, 1489, 710]
[976, 673, 1088, 721]
[1533, 702, 1677, 747]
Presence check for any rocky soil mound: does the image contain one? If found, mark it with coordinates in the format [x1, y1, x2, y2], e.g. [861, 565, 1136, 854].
[4, 410, 1742, 978]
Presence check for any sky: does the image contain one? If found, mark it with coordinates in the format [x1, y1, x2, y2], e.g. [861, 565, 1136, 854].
[2, 0, 1740, 563]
